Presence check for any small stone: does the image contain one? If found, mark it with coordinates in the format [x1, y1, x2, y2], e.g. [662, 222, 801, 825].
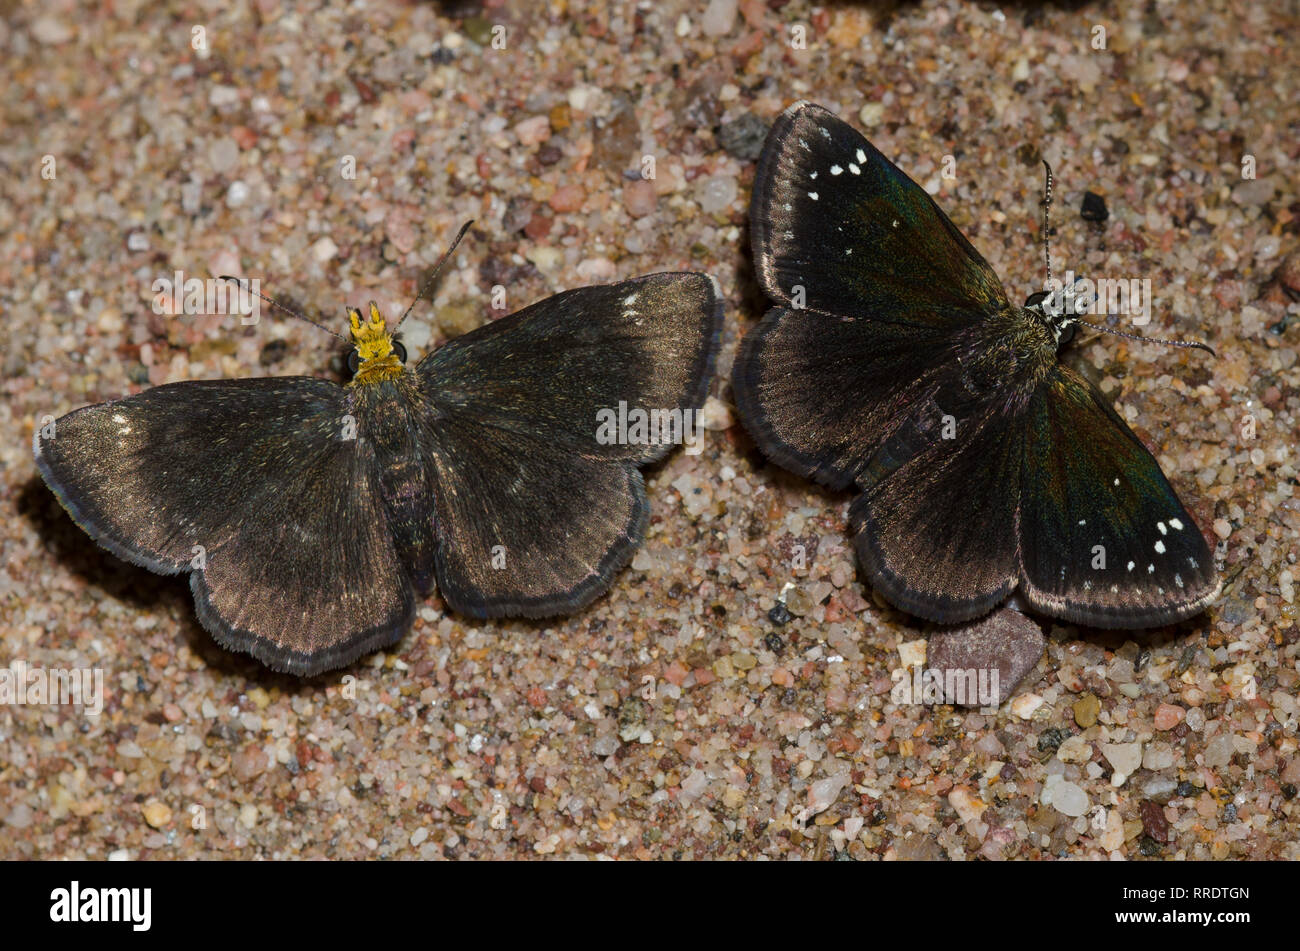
[246, 686, 271, 709]
[622, 179, 657, 217]
[1153, 703, 1185, 730]
[897, 638, 927, 669]
[926, 608, 1045, 706]
[1203, 733, 1235, 768]
[696, 174, 738, 214]
[32, 16, 73, 44]
[1140, 800, 1170, 842]
[1100, 741, 1143, 777]
[6, 803, 34, 829]
[785, 587, 814, 617]
[948, 786, 985, 829]
[1073, 693, 1101, 728]
[1010, 693, 1044, 719]
[1080, 191, 1109, 222]
[548, 183, 585, 213]
[311, 237, 338, 262]
[141, 801, 171, 829]
[232, 744, 270, 783]
[807, 775, 848, 815]
[514, 115, 551, 146]
[716, 112, 767, 162]
[1056, 735, 1092, 763]
[1047, 780, 1089, 817]
[768, 604, 791, 626]
[700, 0, 738, 36]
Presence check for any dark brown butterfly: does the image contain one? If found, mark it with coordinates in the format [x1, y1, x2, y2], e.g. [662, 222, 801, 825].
[37, 230, 722, 674]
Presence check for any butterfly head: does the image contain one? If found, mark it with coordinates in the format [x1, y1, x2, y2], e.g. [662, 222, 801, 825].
[346, 302, 408, 385]
[1024, 277, 1094, 349]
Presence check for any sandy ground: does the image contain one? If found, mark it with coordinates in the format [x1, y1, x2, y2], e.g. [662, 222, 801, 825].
[1, 0, 1297, 859]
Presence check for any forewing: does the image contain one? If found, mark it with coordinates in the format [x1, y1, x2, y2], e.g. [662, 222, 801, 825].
[1017, 366, 1221, 627]
[35, 379, 414, 675]
[417, 272, 722, 462]
[735, 101, 1014, 489]
[750, 100, 1010, 323]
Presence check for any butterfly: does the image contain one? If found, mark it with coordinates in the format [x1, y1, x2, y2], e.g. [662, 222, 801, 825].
[732, 101, 1221, 628]
[35, 227, 722, 675]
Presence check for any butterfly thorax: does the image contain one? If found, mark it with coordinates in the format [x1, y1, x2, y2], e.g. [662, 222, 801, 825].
[953, 307, 1058, 404]
[348, 303, 406, 386]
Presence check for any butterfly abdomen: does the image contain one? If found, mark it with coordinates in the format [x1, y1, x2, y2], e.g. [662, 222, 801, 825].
[355, 380, 438, 595]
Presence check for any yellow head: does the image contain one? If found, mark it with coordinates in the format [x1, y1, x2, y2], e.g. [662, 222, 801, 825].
[347, 302, 405, 385]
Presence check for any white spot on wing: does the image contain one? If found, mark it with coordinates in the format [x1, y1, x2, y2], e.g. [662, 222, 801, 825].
[855, 148, 867, 164]
[1127, 561, 1135, 572]
[1169, 518, 1184, 530]
[808, 192, 819, 201]
[1157, 521, 1167, 535]
[830, 165, 843, 175]
[1154, 540, 1166, 554]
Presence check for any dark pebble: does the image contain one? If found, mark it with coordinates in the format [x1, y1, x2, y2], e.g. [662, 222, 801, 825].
[1140, 799, 1170, 843]
[768, 603, 791, 626]
[764, 632, 784, 654]
[1282, 784, 1297, 800]
[1037, 727, 1069, 753]
[716, 112, 768, 162]
[259, 338, 288, 366]
[1080, 191, 1109, 222]
[1139, 836, 1163, 856]
[1175, 780, 1196, 798]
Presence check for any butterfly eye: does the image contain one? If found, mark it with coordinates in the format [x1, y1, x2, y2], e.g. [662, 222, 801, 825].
[1024, 291, 1051, 311]
[392, 340, 408, 364]
[1057, 323, 1077, 347]
[346, 349, 361, 376]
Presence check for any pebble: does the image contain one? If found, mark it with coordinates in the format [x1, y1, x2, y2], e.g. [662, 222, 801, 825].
[32, 16, 73, 44]
[1010, 693, 1045, 719]
[622, 179, 657, 218]
[807, 775, 848, 814]
[1100, 742, 1143, 778]
[1056, 735, 1092, 763]
[926, 608, 1045, 705]
[514, 115, 551, 146]
[717, 112, 767, 161]
[1045, 778, 1089, 817]
[700, 0, 738, 36]
[548, 183, 585, 213]
[1073, 693, 1101, 728]
[311, 237, 338, 262]
[696, 174, 738, 214]
[232, 745, 270, 783]
[785, 587, 814, 617]
[897, 638, 927, 669]
[141, 801, 171, 829]
[6, 803, 34, 829]
[1153, 703, 1185, 730]
[1203, 733, 1236, 768]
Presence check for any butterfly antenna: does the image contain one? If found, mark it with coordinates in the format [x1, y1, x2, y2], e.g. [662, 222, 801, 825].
[1041, 159, 1054, 290]
[395, 220, 475, 330]
[1075, 319, 1217, 357]
[216, 276, 349, 341]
